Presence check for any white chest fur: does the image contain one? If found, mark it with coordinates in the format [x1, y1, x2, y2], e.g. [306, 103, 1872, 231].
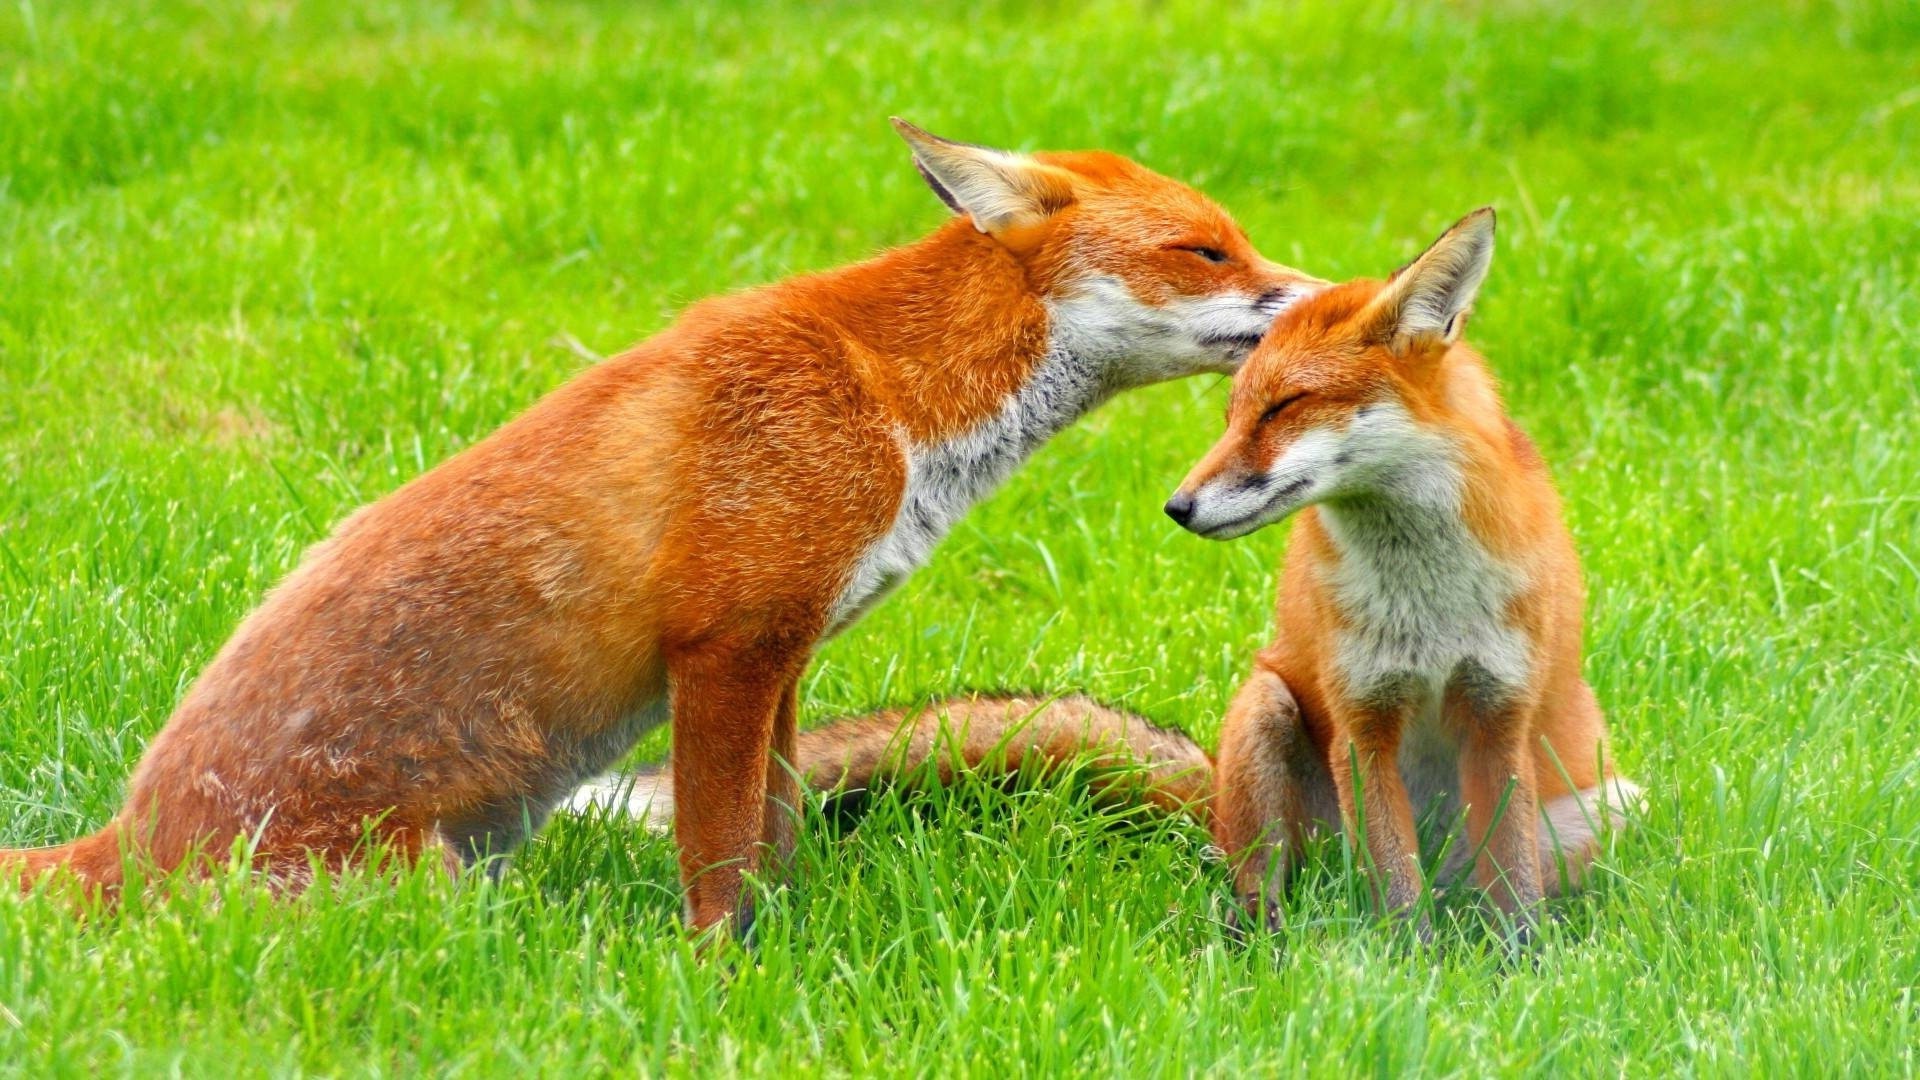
[827, 345, 1109, 633]
[1320, 486, 1532, 821]
[1319, 471, 1533, 714]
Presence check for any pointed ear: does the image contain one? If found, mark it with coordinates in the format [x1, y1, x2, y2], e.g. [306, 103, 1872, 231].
[1365, 208, 1496, 351]
[890, 117, 1076, 235]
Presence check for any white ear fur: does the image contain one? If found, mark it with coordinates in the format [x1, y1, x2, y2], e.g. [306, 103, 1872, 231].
[1373, 207, 1496, 348]
[890, 117, 1072, 234]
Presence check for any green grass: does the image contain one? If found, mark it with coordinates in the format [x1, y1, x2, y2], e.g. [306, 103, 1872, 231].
[3, 0, 1918, 1073]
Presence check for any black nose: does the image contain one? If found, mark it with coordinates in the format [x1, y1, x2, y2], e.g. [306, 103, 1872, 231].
[1256, 286, 1296, 312]
[1164, 492, 1196, 526]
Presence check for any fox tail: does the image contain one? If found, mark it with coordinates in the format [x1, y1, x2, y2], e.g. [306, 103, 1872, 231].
[564, 693, 1215, 830]
[2, 823, 125, 895]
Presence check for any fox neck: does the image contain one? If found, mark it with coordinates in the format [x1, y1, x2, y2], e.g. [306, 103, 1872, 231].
[821, 219, 1123, 444]
[821, 223, 1133, 632]
[1311, 385, 1535, 703]
[1319, 354, 1527, 555]
[1317, 415, 1524, 564]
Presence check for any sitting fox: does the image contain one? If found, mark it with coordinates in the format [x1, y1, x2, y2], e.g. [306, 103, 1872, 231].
[1165, 208, 1639, 939]
[3, 120, 1318, 936]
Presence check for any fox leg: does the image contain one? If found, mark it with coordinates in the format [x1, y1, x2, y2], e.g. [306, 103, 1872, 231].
[667, 640, 805, 937]
[1458, 703, 1544, 940]
[1212, 663, 1329, 931]
[1330, 707, 1425, 926]
[761, 682, 802, 879]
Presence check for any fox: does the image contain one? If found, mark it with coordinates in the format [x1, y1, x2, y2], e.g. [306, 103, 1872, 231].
[0, 120, 1319, 935]
[1165, 208, 1640, 940]
[577, 211, 1642, 941]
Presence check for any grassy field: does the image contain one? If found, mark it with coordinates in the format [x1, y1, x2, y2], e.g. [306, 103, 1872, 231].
[3, 0, 1918, 1073]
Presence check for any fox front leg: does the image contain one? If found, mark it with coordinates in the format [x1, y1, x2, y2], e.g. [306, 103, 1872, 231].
[1458, 707, 1544, 951]
[1329, 707, 1429, 940]
[667, 638, 809, 943]
[1211, 663, 1329, 935]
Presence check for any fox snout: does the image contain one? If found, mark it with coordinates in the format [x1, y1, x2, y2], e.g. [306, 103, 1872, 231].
[1256, 282, 1310, 314]
[1208, 284, 1313, 349]
[1171, 281, 1317, 376]
[1166, 470, 1307, 540]
[1167, 426, 1334, 540]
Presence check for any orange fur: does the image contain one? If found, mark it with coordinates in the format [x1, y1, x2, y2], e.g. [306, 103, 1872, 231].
[2, 121, 1317, 936]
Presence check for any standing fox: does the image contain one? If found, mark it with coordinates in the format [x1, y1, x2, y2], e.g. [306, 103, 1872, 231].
[1, 120, 1318, 935]
[1168, 208, 1639, 938]
[579, 210, 1638, 941]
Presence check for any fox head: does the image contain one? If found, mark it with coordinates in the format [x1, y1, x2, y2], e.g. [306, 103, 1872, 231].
[1164, 208, 1497, 539]
[893, 119, 1321, 383]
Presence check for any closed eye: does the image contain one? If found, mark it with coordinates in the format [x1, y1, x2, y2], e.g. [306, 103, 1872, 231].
[1259, 392, 1309, 425]
[1181, 246, 1230, 264]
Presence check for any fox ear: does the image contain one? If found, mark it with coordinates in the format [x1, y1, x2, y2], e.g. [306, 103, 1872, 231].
[890, 118, 1075, 235]
[1366, 208, 1496, 351]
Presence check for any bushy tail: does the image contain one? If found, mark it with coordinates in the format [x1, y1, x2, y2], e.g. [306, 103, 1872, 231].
[2, 824, 125, 895]
[565, 693, 1214, 830]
